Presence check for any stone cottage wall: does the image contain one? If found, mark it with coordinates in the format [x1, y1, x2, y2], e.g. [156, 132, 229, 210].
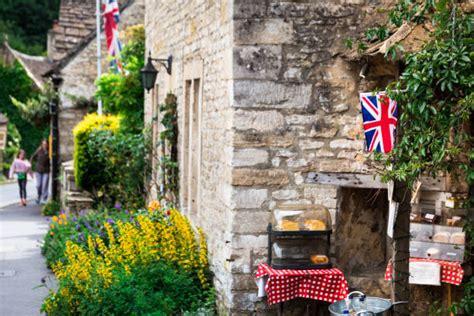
[144, 0, 414, 314]
[229, 1, 395, 313]
[144, 0, 235, 312]
[58, 0, 144, 161]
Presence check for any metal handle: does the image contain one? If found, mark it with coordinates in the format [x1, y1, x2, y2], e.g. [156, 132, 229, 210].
[392, 301, 409, 306]
[356, 311, 375, 316]
[347, 291, 366, 299]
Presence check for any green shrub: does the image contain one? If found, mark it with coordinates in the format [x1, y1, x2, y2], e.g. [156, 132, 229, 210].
[41, 200, 61, 216]
[50, 261, 215, 316]
[72, 113, 119, 191]
[96, 25, 145, 134]
[0, 62, 47, 156]
[85, 129, 151, 209]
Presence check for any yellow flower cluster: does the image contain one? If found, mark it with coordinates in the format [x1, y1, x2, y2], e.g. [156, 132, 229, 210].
[43, 208, 210, 314]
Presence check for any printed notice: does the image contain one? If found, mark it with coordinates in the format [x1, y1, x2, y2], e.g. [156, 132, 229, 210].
[409, 261, 441, 286]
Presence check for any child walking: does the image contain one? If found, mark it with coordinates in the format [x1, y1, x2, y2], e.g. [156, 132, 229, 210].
[9, 149, 33, 206]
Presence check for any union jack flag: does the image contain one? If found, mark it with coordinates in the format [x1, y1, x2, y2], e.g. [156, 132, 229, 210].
[102, 0, 122, 72]
[360, 92, 398, 153]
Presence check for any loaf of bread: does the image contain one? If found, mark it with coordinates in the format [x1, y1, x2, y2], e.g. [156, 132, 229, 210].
[433, 232, 450, 243]
[279, 219, 299, 231]
[304, 219, 326, 231]
[426, 247, 440, 257]
[310, 255, 329, 264]
[450, 232, 465, 245]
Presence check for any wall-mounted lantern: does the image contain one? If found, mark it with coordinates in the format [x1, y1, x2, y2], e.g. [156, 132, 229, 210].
[140, 51, 173, 93]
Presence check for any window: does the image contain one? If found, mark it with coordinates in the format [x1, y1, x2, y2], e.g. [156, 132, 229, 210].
[151, 84, 162, 196]
[181, 61, 202, 216]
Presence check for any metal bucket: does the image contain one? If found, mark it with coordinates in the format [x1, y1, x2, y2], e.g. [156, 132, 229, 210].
[328, 297, 392, 316]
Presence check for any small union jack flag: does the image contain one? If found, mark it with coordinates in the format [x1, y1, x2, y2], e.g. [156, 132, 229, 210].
[360, 92, 398, 153]
[102, 0, 122, 72]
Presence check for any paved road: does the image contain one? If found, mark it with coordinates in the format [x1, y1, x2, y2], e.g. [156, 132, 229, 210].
[0, 204, 54, 315]
[0, 180, 37, 209]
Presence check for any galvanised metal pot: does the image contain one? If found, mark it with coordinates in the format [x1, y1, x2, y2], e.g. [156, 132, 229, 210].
[328, 291, 407, 316]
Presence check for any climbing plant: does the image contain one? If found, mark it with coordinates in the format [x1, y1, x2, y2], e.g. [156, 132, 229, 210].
[351, 1, 473, 314]
[157, 93, 179, 203]
[351, 0, 473, 187]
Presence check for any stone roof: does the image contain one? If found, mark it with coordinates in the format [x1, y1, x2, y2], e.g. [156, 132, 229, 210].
[45, 0, 134, 77]
[3, 42, 53, 89]
[3, 0, 135, 86]
[48, 0, 97, 62]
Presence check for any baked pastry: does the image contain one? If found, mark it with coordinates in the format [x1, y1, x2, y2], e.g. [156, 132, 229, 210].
[310, 255, 329, 264]
[410, 212, 422, 222]
[426, 247, 440, 258]
[279, 219, 299, 231]
[304, 219, 326, 231]
[450, 232, 465, 245]
[433, 232, 450, 243]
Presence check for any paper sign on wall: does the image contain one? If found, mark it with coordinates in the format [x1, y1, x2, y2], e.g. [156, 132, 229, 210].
[409, 261, 441, 286]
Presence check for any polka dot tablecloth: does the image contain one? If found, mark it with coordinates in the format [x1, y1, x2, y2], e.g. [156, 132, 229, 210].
[255, 264, 348, 305]
[385, 258, 464, 285]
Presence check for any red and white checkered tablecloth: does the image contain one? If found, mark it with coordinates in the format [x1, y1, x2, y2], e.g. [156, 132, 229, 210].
[385, 258, 464, 286]
[255, 264, 348, 305]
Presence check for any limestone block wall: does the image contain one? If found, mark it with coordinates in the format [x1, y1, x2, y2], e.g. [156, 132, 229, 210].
[144, 0, 235, 312]
[144, 0, 400, 314]
[58, 0, 144, 161]
[229, 1, 397, 313]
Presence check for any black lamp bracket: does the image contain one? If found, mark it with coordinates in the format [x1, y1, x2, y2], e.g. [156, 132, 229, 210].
[147, 51, 173, 75]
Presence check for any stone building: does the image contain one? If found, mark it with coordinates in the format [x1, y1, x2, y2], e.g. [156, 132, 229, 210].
[47, 0, 144, 161]
[144, 0, 466, 314]
[2, 0, 144, 161]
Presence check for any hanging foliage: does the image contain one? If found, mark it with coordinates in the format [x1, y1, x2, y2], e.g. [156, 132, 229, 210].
[351, 0, 473, 187]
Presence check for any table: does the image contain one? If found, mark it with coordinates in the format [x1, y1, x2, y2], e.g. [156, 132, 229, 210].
[384, 258, 464, 286]
[255, 264, 348, 306]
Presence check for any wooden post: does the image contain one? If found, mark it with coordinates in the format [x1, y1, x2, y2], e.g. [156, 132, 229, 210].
[391, 180, 411, 315]
[391, 91, 411, 314]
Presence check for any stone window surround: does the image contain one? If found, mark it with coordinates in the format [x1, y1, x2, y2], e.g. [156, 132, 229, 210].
[181, 56, 204, 216]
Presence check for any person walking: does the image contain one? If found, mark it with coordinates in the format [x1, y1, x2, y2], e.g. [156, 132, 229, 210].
[9, 149, 33, 206]
[30, 139, 50, 205]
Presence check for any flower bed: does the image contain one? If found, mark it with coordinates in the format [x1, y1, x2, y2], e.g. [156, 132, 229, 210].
[41, 202, 214, 315]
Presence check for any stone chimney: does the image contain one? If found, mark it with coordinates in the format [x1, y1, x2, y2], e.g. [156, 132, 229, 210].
[47, 0, 97, 61]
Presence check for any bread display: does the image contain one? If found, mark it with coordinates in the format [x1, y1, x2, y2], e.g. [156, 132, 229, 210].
[450, 232, 465, 245]
[433, 232, 451, 243]
[303, 219, 327, 231]
[310, 255, 329, 264]
[278, 219, 299, 231]
[270, 205, 332, 269]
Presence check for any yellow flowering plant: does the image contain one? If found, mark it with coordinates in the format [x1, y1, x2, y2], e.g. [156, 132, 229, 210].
[42, 202, 214, 315]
